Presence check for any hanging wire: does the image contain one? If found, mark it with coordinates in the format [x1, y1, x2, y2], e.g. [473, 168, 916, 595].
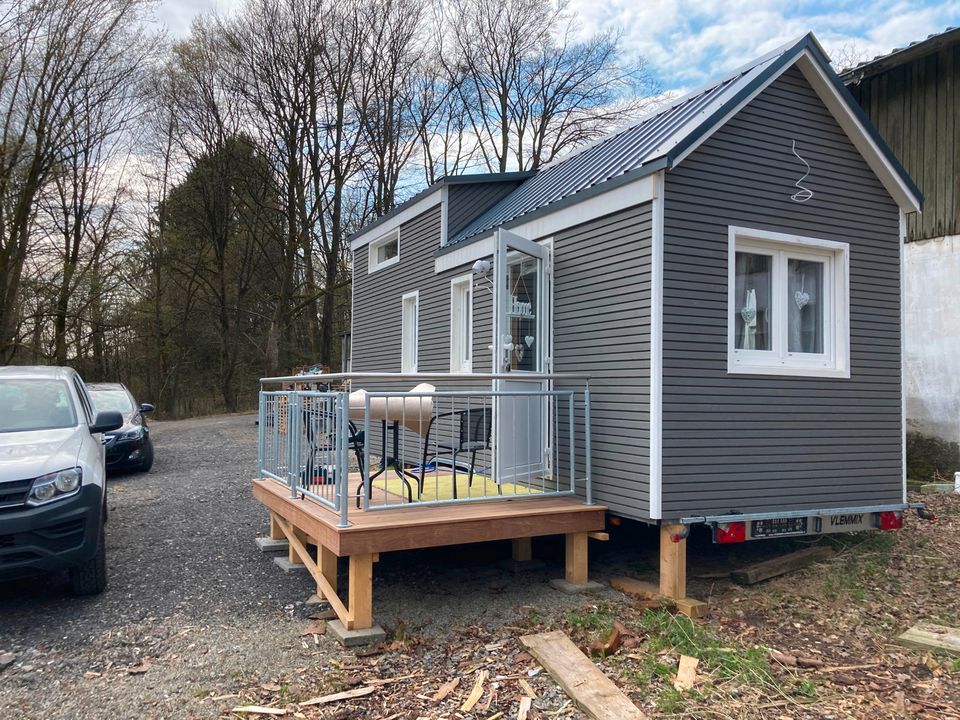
[791, 139, 814, 203]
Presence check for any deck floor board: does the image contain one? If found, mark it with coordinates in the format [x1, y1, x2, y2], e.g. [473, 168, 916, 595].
[253, 478, 606, 556]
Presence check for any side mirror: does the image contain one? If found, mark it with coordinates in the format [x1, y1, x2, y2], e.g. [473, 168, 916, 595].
[90, 411, 123, 434]
[140, 403, 155, 414]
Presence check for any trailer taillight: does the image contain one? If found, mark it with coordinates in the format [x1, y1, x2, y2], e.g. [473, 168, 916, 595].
[879, 511, 904, 531]
[715, 521, 746, 544]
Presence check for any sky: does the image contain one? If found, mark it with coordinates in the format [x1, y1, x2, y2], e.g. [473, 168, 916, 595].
[154, 0, 960, 92]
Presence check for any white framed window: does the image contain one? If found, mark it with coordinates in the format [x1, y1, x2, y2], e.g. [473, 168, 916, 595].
[368, 229, 400, 273]
[728, 226, 849, 378]
[449, 273, 473, 372]
[401, 290, 419, 373]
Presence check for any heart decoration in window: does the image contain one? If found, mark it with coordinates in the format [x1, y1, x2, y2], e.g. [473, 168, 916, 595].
[524, 335, 535, 348]
[794, 290, 810, 309]
[740, 307, 757, 323]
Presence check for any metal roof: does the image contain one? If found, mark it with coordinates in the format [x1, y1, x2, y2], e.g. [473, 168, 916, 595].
[446, 37, 807, 246]
[839, 27, 960, 84]
[347, 171, 533, 244]
[444, 31, 923, 247]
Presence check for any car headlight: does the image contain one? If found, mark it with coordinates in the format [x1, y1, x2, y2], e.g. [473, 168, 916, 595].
[120, 426, 144, 441]
[27, 468, 82, 506]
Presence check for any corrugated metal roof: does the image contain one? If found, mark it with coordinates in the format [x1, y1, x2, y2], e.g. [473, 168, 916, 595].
[446, 38, 804, 245]
[839, 26, 960, 81]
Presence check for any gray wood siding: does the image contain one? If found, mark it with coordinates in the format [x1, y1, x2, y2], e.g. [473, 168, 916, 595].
[553, 203, 652, 518]
[661, 65, 903, 519]
[447, 181, 526, 241]
[352, 204, 494, 375]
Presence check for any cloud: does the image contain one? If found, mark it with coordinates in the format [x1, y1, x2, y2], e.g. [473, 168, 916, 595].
[565, 0, 960, 89]
[155, 0, 960, 90]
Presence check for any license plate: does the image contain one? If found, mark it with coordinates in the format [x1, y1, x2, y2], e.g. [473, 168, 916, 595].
[750, 517, 809, 538]
[820, 512, 875, 533]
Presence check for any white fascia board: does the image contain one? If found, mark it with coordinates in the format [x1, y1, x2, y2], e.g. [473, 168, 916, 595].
[649, 170, 664, 520]
[668, 52, 801, 167]
[899, 209, 907, 503]
[435, 173, 657, 272]
[350, 189, 443, 252]
[667, 48, 920, 214]
[795, 53, 921, 214]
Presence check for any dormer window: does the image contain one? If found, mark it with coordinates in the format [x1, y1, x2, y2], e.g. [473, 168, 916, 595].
[368, 229, 400, 273]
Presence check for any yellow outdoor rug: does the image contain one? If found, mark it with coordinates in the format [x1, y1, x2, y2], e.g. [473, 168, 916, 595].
[370, 472, 543, 502]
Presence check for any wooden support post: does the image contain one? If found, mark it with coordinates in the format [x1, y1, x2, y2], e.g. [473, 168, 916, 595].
[317, 544, 338, 600]
[289, 526, 307, 565]
[347, 554, 374, 630]
[659, 524, 686, 600]
[512, 537, 533, 563]
[269, 514, 284, 540]
[565, 532, 588, 586]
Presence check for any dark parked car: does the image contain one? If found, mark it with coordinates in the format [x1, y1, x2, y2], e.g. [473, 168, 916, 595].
[86, 383, 154, 472]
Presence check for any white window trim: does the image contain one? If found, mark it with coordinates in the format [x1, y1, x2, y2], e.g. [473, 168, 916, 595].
[727, 226, 850, 379]
[449, 273, 473, 372]
[401, 290, 419, 373]
[368, 228, 400, 274]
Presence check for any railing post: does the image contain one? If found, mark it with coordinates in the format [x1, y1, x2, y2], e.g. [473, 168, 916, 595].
[567, 390, 575, 496]
[257, 390, 265, 478]
[287, 391, 299, 499]
[362, 396, 371, 512]
[338, 392, 350, 528]
[584, 381, 593, 506]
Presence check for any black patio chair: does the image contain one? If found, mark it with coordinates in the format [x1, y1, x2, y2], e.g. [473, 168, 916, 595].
[418, 406, 493, 499]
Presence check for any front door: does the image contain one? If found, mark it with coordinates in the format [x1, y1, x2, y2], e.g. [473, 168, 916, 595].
[492, 228, 551, 485]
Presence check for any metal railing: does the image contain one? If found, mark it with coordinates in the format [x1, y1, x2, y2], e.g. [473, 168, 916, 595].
[257, 372, 592, 527]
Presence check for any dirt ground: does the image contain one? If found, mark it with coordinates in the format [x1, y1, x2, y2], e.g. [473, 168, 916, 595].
[1, 412, 958, 719]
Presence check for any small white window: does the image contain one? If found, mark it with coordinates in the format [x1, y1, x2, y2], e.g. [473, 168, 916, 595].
[401, 291, 419, 373]
[728, 227, 849, 378]
[368, 229, 400, 273]
[450, 274, 473, 372]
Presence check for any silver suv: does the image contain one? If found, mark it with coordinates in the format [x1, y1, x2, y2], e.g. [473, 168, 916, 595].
[0, 366, 122, 594]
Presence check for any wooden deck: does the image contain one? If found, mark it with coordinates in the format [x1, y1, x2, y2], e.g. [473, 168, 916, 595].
[253, 478, 605, 556]
[252, 478, 606, 636]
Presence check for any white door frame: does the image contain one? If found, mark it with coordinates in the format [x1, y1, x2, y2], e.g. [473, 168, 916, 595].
[492, 228, 552, 484]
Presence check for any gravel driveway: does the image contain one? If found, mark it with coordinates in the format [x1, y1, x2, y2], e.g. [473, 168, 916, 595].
[0, 414, 337, 719]
[0, 413, 621, 719]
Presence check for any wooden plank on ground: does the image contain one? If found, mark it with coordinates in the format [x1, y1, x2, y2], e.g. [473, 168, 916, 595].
[520, 631, 647, 720]
[731, 546, 833, 586]
[896, 623, 960, 657]
[610, 577, 659, 599]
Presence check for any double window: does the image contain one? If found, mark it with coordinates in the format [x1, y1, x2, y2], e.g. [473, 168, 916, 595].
[450, 274, 473, 372]
[400, 291, 419, 373]
[368, 229, 400, 273]
[728, 227, 849, 377]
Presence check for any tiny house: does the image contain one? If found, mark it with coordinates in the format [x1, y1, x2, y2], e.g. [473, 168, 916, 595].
[255, 33, 924, 639]
[349, 32, 922, 535]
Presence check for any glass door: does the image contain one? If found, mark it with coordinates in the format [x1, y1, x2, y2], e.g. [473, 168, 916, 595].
[493, 229, 551, 485]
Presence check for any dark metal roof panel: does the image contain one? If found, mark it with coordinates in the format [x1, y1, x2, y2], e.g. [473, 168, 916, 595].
[447, 52, 784, 245]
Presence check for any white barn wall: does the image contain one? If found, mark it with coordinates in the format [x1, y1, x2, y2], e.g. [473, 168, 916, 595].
[904, 235, 960, 444]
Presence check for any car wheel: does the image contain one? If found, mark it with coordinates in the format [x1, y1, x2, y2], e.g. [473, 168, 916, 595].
[138, 439, 154, 472]
[69, 522, 107, 596]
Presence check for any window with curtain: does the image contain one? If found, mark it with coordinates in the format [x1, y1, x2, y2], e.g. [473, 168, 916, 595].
[729, 229, 849, 377]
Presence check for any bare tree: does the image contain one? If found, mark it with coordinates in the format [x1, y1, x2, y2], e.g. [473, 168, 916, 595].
[0, 0, 156, 361]
[440, 0, 659, 172]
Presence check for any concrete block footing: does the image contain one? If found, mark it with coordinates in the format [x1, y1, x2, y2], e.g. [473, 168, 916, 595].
[327, 620, 386, 647]
[273, 556, 309, 573]
[256, 537, 289, 553]
[549, 578, 604, 594]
